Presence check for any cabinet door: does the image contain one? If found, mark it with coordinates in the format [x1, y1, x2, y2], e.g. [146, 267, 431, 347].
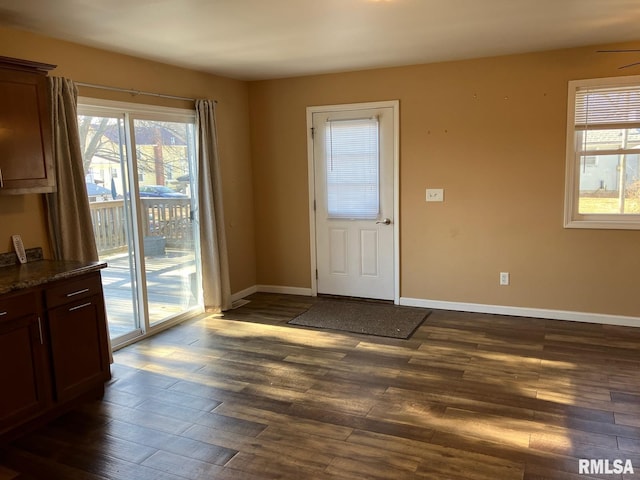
[47, 295, 109, 403]
[0, 68, 55, 194]
[0, 310, 49, 433]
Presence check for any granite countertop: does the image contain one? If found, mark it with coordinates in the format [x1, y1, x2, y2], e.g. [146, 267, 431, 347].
[0, 248, 106, 295]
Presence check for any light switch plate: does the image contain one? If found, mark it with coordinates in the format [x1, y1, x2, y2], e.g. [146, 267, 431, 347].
[426, 188, 444, 202]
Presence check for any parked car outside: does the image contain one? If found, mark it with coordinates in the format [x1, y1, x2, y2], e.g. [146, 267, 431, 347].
[138, 185, 188, 198]
[86, 182, 113, 201]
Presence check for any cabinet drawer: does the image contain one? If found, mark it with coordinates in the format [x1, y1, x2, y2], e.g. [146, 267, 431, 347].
[45, 273, 103, 309]
[0, 292, 37, 323]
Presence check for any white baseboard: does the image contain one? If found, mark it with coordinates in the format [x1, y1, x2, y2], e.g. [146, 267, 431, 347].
[257, 285, 314, 296]
[231, 287, 639, 328]
[400, 297, 640, 328]
[231, 284, 314, 301]
[231, 285, 258, 303]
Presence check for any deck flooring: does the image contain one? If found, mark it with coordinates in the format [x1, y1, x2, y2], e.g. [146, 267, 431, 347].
[1, 292, 639, 479]
[101, 250, 199, 339]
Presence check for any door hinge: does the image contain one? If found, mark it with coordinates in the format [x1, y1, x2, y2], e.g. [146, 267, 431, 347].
[310, 127, 315, 139]
[313, 199, 316, 211]
[315, 269, 318, 280]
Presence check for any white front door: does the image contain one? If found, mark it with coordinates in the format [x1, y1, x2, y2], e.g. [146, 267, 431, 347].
[310, 102, 397, 301]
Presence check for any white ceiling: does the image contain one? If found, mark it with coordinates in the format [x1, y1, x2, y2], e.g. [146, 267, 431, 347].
[1, 0, 640, 80]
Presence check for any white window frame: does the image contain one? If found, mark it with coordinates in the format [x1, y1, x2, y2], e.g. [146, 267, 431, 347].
[564, 75, 640, 230]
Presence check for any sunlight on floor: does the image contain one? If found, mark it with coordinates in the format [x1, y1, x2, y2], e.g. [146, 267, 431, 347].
[108, 306, 592, 460]
[198, 314, 356, 350]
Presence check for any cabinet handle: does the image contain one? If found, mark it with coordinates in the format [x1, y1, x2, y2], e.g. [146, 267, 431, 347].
[69, 302, 92, 312]
[0, 167, 3, 188]
[66, 288, 90, 297]
[0, 311, 7, 316]
[37, 316, 43, 345]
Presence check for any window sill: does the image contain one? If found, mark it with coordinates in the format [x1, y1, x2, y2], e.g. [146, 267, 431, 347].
[564, 217, 640, 230]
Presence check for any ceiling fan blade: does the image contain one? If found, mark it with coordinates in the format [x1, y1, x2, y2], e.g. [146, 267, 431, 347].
[619, 61, 640, 69]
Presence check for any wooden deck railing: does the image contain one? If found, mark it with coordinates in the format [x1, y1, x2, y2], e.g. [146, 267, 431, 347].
[89, 200, 127, 254]
[89, 198, 193, 254]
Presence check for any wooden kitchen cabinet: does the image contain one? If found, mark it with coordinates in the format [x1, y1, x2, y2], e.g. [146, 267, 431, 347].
[0, 292, 50, 433]
[45, 272, 110, 403]
[0, 268, 110, 441]
[0, 56, 56, 194]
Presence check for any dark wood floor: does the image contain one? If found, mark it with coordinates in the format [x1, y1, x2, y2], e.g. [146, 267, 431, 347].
[1, 292, 640, 480]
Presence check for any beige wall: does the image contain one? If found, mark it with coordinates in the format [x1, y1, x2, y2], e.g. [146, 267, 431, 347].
[0, 27, 256, 293]
[249, 42, 640, 317]
[2, 25, 639, 318]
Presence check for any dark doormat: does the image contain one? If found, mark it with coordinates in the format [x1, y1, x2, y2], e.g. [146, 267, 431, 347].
[288, 299, 430, 339]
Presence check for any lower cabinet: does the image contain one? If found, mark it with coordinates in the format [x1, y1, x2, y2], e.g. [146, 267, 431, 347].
[45, 272, 110, 404]
[48, 295, 109, 403]
[0, 293, 49, 433]
[0, 271, 110, 440]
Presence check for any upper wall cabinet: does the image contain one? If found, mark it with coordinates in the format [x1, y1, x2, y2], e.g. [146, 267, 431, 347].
[0, 56, 56, 195]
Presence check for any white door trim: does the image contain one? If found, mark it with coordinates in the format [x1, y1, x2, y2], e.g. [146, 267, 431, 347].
[306, 100, 400, 304]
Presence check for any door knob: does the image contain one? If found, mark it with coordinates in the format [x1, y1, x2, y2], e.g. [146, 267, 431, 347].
[376, 218, 391, 225]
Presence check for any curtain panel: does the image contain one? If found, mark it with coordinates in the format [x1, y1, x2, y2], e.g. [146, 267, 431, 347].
[195, 100, 232, 312]
[45, 77, 98, 262]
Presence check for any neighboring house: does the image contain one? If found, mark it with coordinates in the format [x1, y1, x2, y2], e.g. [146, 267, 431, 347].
[579, 129, 640, 193]
[82, 121, 192, 200]
[85, 154, 121, 201]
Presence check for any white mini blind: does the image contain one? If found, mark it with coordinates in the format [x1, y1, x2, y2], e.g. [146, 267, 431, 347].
[575, 85, 640, 129]
[325, 117, 379, 219]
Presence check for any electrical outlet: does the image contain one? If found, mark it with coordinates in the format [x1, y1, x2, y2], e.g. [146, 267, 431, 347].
[499, 272, 510, 286]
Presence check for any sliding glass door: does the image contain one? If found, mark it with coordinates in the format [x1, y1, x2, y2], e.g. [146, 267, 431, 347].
[78, 101, 202, 347]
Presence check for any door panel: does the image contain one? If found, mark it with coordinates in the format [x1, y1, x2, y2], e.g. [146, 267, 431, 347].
[78, 114, 140, 342]
[47, 298, 106, 402]
[313, 104, 396, 300]
[132, 119, 199, 327]
[329, 228, 348, 275]
[360, 229, 379, 277]
[0, 313, 49, 430]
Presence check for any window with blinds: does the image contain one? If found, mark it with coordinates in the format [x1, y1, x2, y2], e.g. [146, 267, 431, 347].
[575, 85, 640, 128]
[325, 117, 380, 219]
[565, 77, 640, 228]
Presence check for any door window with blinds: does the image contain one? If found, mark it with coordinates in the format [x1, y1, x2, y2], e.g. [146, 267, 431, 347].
[565, 75, 640, 229]
[325, 117, 380, 219]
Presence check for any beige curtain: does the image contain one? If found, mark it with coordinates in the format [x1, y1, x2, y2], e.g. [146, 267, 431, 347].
[45, 77, 98, 262]
[196, 100, 231, 312]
